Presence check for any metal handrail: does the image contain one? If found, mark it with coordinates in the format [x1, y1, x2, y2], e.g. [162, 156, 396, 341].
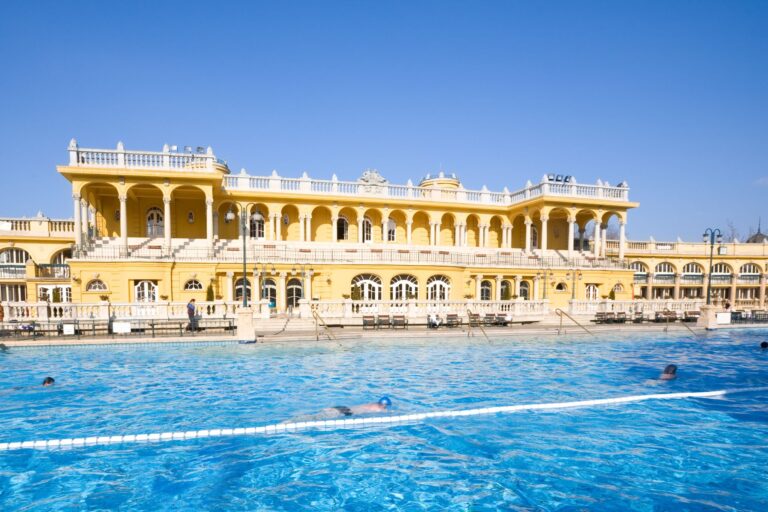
[555, 308, 594, 336]
[466, 309, 491, 343]
[312, 309, 337, 341]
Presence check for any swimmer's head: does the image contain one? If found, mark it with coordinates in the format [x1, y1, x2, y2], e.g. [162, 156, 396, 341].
[761, 341, 768, 349]
[663, 364, 677, 375]
[42, 376, 55, 387]
[378, 396, 392, 408]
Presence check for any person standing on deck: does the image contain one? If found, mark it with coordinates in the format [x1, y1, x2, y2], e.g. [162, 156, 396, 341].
[187, 299, 197, 331]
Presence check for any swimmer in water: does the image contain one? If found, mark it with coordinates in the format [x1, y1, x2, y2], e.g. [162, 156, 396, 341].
[42, 376, 55, 387]
[760, 341, 768, 349]
[659, 364, 677, 381]
[288, 397, 393, 423]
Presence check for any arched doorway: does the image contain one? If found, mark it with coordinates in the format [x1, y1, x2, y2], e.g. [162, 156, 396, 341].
[146, 207, 164, 237]
[286, 278, 303, 309]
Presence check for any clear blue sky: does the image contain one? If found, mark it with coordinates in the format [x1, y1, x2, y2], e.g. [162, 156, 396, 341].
[1, 0, 766, 241]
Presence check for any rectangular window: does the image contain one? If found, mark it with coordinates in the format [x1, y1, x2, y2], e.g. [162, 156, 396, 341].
[1, 284, 27, 302]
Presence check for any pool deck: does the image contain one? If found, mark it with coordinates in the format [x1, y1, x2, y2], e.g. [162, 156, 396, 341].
[2, 319, 765, 348]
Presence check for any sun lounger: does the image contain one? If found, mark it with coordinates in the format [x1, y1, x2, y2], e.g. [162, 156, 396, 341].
[445, 314, 461, 328]
[377, 315, 391, 329]
[468, 313, 481, 327]
[392, 315, 408, 329]
[615, 312, 627, 324]
[494, 314, 509, 326]
[593, 312, 606, 324]
[604, 312, 616, 324]
[633, 311, 644, 323]
[683, 311, 700, 322]
[362, 315, 376, 330]
[482, 314, 495, 327]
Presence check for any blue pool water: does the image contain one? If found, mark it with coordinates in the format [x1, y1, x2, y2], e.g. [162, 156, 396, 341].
[1, 331, 768, 511]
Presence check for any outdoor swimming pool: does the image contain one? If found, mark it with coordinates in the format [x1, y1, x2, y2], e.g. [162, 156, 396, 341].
[1, 331, 767, 510]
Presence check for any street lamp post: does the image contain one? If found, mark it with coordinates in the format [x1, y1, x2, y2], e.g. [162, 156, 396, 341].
[537, 269, 553, 299]
[566, 269, 583, 300]
[226, 203, 257, 307]
[702, 227, 723, 305]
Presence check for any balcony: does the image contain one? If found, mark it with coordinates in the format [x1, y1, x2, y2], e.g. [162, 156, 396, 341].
[0, 265, 25, 279]
[737, 275, 760, 285]
[633, 274, 648, 284]
[36, 264, 70, 279]
[710, 275, 733, 285]
[652, 274, 675, 284]
[0, 217, 74, 237]
[65, 140, 226, 173]
[680, 275, 704, 285]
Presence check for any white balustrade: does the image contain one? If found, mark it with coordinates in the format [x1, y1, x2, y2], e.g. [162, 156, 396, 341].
[568, 299, 704, 315]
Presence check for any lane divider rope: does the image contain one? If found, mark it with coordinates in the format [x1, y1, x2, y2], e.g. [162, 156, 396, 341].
[2, 387, 766, 452]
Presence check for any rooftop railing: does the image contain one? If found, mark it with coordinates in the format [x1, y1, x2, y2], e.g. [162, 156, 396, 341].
[0, 217, 74, 236]
[65, 140, 224, 173]
[608, 239, 768, 257]
[222, 171, 630, 207]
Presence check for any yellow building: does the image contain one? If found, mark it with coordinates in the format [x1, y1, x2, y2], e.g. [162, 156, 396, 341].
[1, 140, 765, 323]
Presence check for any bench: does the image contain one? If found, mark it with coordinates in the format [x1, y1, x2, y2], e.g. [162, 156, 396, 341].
[392, 315, 408, 329]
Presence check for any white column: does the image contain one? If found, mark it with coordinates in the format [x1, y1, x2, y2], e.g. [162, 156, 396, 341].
[455, 224, 461, 247]
[435, 223, 441, 246]
[306, 215, 312, 242]
[495, 275, 502, 301]
[226, 271, 234, 302]
[593, 222, 600, 257]
[213, 212, 219, 238]
[304, 271, 313, 301]
[568, 219, 575, 257]
[619, 221, 626, 260]
[81, 200, 89, 242]
[119, 195, 128, 249]
[382, 219, 388, 243]
[88, 206, 96, 238]
[506, 226, 512, 248]
[462, 224, 468, 247]
[251, 271, 258, 304]
[533, 277, 540, 300]
[540, 217, 548, 252]
[524, 220, 532, 253]
[163, 197, 172, 250]
[276, 214, 282, 241]
[331, 216, 339, 242]
[299, 215, 305, 242]
[357, 218, 364, 243]
[514, 276, 521, 297]
[406, 221, 412, 245]
[579, 228, 585, 252]
[73, 195, 82, 246]
[269, 214, 276, 241]
[501, 226, 507, 248]
[206, 200, 214, 249]
[278, 272, 287, 313]
[600, 224, 607, 257]
[475, 275, 482, 299]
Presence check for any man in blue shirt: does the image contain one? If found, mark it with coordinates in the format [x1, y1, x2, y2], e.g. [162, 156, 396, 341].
[187, 299, 197, 332]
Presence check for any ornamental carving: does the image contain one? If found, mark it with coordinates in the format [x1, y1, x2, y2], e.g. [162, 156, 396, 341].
[358, 169, 388, 194]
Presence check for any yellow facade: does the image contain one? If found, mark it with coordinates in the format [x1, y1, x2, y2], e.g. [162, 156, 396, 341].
[2, 141, 765, 315]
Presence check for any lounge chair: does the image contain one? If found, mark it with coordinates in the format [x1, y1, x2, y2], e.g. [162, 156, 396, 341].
[468, 313, 481, 327]
[445, 314, 461, 328]
[683, 311, 700, 323]
[362, 315, 376, 330]
[604, 312, 616, 324]
[482, 314, 495, 327]
[633, 311, 644, 323]
[494, 314, 509, 326]
[615, 312, 627, 324]
[392, 315, 408, 329]
[593, 312, 606, 324]
[377, 315, 391, 329]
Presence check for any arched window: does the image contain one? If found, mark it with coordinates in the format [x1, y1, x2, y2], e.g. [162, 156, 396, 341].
[519, 281, 530, 300]
[134, 280, 157, 303]
[386, 219, 396, 242]
[740, 263, 760, 275]
[585, 284, 599, 301]
[655, 262, 675, 274]
[480, 280, 492, 301]
[351, 274, 382, 301]
[0, 248, 30, 264]
[146, 207, 164, 237]
[262, 278, 277, 307]
[234, 278, 251, 302]
[500, 280, 512, 300]
[86, 279, 108, 292]
[613, 283, 624, 293]
[531, 227, 539, 249]
[286, 278, 303, 308]
[630, 261, 648, 273]
[184, 279, 203, 291]
[51, 250, 71, 265]
[390, 274, 418, 300]
[426, 275, 451, 301]
[682, 263, 703, 274]
[712, 263, 732, 274]
[555, 282, 567, 292]
[362, 217, 373, 243]
[336, 216, 349, 241]
[250, 211, 265, 239]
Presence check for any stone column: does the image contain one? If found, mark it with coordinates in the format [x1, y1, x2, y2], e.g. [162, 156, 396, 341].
[358, 218, 364, 244]
[474, 275, 482, 300]
[506, 226, 513, 248]
[226, 271, 234, 302]
[251, 270, 258, 305]
[299, 215, 305, 242]
[600, 224, 608, 258]
[619, 221, 626, 260]
[593, 222, 601, 257]
[331, 216, 338, 242]
[81, 199, 89, 243]
[495, 275, 502, 301]
[73, 195, 82, 246]
[524, 220, 532, 253]
[206, 200, 214, 249]
[269, 214, 276, 241]
[278, 272, 287, 313]
[454, 224, 460, 246]
[406, 221, 412, 245]
[540, 217, 548, 252]
[213, 212, 219, 239]
[673, 274, 680, 300]
[163, 197, 172, 251]
[760, 274, 766, 308]
[276, 214, 282, 241]
[119, 195, 128, 249]
[435, 222, 441, 246]
[579, 228, 585, 252]
[730, 279, 737, 306]
[514, 275, 522, 297]
[382, 219, 388, 243]
[304, 271, 313, 301]
[567, 219, 575, 258]
[533, 276, 540, 300]
[306, 215, 312, 242]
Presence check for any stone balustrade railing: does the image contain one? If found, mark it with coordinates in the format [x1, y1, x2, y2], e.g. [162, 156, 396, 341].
[607, 239, 768, 257]
[74, 241, 628, 270]
[222, 171, 630, 207]
[311, 299, 549, 320]
[568, 299, 705, 315]
[0, 301, 240, 322]
[66, 140, 222, 172]
[0, 217, 75, 236]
